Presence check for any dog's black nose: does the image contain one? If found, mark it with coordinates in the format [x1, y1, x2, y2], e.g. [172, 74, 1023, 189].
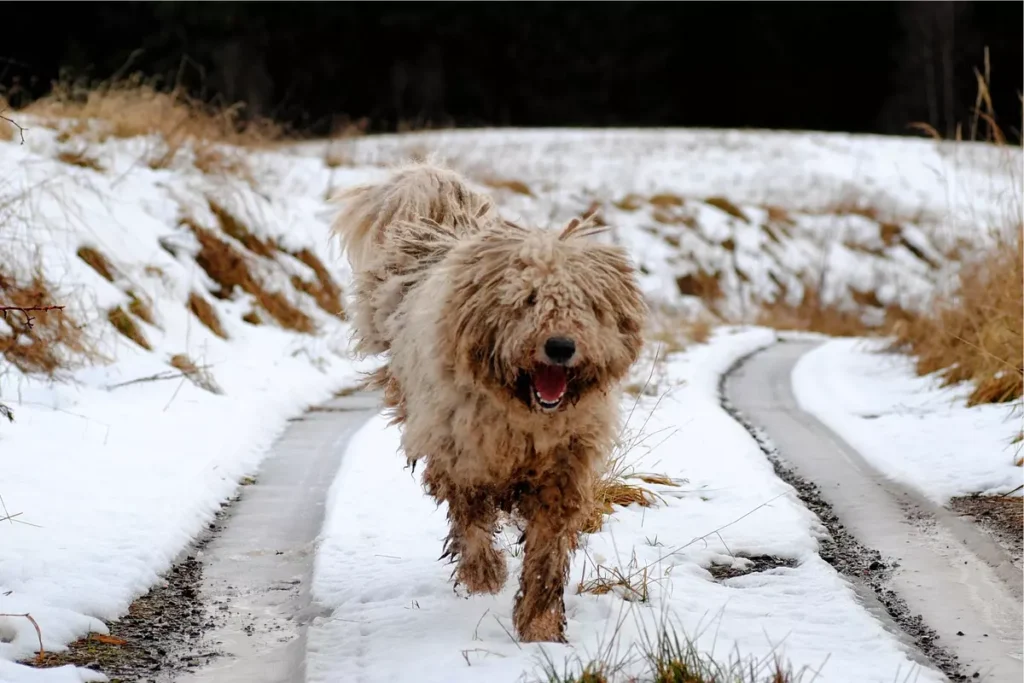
[544, 337, 576, 364]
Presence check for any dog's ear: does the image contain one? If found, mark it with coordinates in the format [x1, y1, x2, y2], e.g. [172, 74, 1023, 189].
[559, 215, 608, 241]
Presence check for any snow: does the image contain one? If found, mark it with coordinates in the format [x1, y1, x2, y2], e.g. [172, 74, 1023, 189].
[0, 127, 372, 681]
[306, 327, 942, 683]
[295, 128, 1021, 323]
[306, 127, 1020, 238]
[791, 337, 1023, 504]
[1, 120, 1017, 681]
[0, 662, 105, 683]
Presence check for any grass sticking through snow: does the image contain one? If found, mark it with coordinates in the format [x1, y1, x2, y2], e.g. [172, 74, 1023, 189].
[756, 282, 882, 338]
[169, 353, 222, 394]
[185, 220, 316, 334]
[186, 291, 229, 340]
[1, 267, 98, 374]
[584, 344, 680, 535]
[885, 230, 1022, 407]
[885, 56, 1022, 411]
[76, 245, 117, 283]
[536, 617, 810, 683]
[479, 177, 533, 196]
[107, 307, 151, 350]
[57, 149, 104, 172]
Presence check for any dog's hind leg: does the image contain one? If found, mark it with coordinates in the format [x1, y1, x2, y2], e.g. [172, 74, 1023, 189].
[425, 462, 508, 595]
[512, 463, 591, 643]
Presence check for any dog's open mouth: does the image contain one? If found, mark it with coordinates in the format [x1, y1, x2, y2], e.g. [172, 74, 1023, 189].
[531, 364, 568, 411]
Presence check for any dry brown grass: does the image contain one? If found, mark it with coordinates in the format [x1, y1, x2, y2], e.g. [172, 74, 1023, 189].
[479, 177, 533, 196]
[582, 452, 679, 535]
[652, 207, 697, 229]
[57, 149, 104, 172]
[756, 283, 877, 337]
[186, 221, 316, 333]
[289, 248, 345, 318]
[649, 193, 685, 208]
[23, 73, 283, 146]
[887, 54, 1022, 409]
[764, 205, 794, 225]
[186, 291, 228, 340]
[76, 245, 117, 282]
[675, 270, 723, 302]
[886, 231, 1022, 406]
[705, 196, 749, 223]
[127, 291, 156, 326]
[207, 200, 276, 258]
[107, 307, 151, 350]
[577, 560, 651, 603]
[613, 194, 645, 212]
[0, 268, 98, 375]
[192, 145, 255, 183]
[169, 353, 222, 394]
[22, 74, 281, 181]
[241, 309, 262, 326]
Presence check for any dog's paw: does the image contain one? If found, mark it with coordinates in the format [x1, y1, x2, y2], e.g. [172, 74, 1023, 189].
[456, 546, 508, 595]
[516, 621, 568, 644]
[514, 602, 568, 643]
[452, 581, 472, 600]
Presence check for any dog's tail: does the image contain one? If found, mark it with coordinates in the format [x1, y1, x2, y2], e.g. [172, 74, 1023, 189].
[330, 160, 495, 275]
[329, 160, 496, 354]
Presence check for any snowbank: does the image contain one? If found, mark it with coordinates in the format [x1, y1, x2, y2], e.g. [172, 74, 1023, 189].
[792, 338, 1023, 504]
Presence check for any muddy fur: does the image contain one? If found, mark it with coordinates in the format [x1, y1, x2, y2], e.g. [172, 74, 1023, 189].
[331, 160, 647, 643]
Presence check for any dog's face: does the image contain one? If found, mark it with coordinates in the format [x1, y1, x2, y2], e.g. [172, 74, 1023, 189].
[443, 219, 647, 415]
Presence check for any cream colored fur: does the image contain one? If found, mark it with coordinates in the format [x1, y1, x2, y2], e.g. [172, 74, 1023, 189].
[330, 160, 647, 643]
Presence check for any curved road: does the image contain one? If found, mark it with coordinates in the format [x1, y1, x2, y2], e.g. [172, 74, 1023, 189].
[725, 339, 1023, 682]
[169, 339, 1022, 683]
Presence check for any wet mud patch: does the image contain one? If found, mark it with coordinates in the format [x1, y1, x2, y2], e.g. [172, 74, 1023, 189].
[950, 495, 1023, 568]
[707, 554, 797, 581]
[27, 495, 241, 682]
[719, 343, 967, 682]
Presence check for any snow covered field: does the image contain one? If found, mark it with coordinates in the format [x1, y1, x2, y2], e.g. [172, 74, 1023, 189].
[305, 128, 1020, 323]
[793, 338, 1023, 505]
[0, 120, 1019, 682]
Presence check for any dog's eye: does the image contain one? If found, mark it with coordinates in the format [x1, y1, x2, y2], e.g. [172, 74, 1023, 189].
[525, 291, 537, 307]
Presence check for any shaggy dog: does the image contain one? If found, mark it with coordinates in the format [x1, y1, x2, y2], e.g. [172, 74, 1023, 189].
[330, 161, 647, 643]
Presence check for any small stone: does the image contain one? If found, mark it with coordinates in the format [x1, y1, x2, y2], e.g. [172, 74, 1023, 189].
[956, 630, 965, 636]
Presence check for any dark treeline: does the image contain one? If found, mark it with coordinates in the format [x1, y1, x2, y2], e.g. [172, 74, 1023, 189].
[1, 1, 1021, 139]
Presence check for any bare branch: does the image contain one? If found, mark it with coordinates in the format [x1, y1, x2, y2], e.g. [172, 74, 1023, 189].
[0, 305, 65, 330]
[0, 111, 26, 145]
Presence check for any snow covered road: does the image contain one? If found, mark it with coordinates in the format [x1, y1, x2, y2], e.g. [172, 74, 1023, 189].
[175, 391, 381, 683]
[725, 340, 1023, 682]
[299, 329, 947, 683]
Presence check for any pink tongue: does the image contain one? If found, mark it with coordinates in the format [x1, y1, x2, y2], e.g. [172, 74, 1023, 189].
[533, 366, 567, 402]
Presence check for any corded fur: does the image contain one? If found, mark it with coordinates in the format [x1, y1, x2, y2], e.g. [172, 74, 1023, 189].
[330, 160, 648, 643]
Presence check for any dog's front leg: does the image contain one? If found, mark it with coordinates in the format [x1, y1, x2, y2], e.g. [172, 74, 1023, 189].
[426, 461, 508, 595]
[513, 462, 591, 643]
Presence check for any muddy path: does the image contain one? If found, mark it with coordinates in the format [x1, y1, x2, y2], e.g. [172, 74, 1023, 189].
[29, 391, 380, 683]
[722, 339, 1023, 683]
